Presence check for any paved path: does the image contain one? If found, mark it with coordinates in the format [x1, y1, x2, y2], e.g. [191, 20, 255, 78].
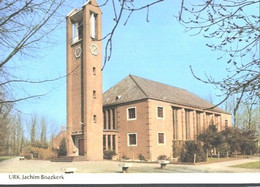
[0, 157, 259, 173]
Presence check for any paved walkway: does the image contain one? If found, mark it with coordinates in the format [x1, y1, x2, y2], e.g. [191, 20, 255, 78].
[0, 157, 259, 173]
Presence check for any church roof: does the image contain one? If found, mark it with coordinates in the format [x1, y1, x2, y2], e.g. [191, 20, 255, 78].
[103, 75, 228, 114]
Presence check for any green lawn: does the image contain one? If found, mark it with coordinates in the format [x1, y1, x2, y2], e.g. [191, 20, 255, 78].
[0, 156, 15, 162]
[231, 161, 260, 169]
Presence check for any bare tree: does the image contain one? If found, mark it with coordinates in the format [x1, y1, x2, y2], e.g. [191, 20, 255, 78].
[98, 0, 259, 111]
[40, 116, 47, 143]
[176, 0, 260, 109]
[240, 98, 259, 131]
[27, 114, 38, 144]
[0, 0, 65, 105]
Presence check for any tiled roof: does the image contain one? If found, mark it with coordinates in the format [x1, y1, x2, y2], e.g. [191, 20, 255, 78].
[103, 75, 228, 114]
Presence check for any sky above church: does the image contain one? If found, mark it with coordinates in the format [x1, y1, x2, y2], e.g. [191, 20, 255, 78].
[11, 0, 236, 130]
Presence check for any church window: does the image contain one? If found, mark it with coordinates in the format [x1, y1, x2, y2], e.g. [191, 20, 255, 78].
[185, 110, 191, 139]
[157, 106, 164, 118]
[108, 135, 111, 150]
[127, 107, 136, 120]
[112, 135, 116, 151]
[90, 12, 97, 39]
[158, 133, 165, 144]
[93, 115, 97, 123]
[93, 90, 96, 99]
[103, 135, 106, 151]
[128, 133, 137, 146]
[72, 21, 83, 43]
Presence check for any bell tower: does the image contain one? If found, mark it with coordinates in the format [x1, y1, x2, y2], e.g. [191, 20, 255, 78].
[66, 0, 103, 160]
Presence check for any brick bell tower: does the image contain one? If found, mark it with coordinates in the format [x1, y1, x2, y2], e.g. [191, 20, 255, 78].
[66, 0, 103, 160]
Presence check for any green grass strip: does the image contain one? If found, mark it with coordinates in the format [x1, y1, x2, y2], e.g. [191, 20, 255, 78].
[0, 156, 15, 162]
[231, 161, 260, 169]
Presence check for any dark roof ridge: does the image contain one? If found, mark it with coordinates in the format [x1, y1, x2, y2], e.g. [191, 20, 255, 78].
[129, 74, 148, 98]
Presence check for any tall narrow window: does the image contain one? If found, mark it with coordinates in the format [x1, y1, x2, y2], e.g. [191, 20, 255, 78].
[78, 22, 83, 40]
[172, 108, 178, 140]
[103, 135, 106, 151]
[90, 12, 97, 39]
[72, 21, 82, 43]
[108, 109, 111, 129]
[93, 90, 96, 99]
[72, 22, 79, 43]
[185, 110, 190, 139]
[112, 135, 116, 151]
[157, 106, 164, 118]
[103, 110, 107, 129]
[108, 135, 111, 150]
[112, 108, 116, 129]
[93, 115, 97, 123]
[93, 67, 96, 75]
[158, 133, 165, 144]
[196, 112, 201, 136]
[128, 133, 137, 146]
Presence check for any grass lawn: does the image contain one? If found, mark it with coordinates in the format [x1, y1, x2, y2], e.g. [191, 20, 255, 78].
[0, 156, 15, 162]
[231, 161, 260, 169]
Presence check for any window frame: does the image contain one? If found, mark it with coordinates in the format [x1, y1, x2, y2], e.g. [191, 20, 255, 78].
[157, 132, 165, 145]
[127, 107, 137, 121]
[156, 106, 164, 119]
[127, 133, 137, 146]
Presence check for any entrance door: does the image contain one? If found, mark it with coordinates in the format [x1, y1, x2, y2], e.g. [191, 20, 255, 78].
[79, 139, 84, 156]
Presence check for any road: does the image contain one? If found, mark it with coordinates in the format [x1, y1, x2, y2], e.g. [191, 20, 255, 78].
[0, 156, 259, 173]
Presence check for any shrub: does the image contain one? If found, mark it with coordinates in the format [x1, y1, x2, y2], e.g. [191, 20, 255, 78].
[22, 146, 56, 160]
[58, 137, 67, 157]
[217, 143, 230, 157]
[121, 154, 129, 160]
[180, 141, 206, 163]
[31, 141, 49, 149]
[23, 153, 32, 160]
[103, 150, 116, 160]
[138, 154, 146, 161]
[38, 147, 57, 160]
[173, 141, 183, 158]
[157, 155, 168, 160]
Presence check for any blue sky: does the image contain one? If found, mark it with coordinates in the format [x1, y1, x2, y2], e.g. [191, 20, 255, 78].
[12, 0, 232, 131]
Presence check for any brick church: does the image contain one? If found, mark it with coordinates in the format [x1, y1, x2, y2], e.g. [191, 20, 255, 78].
[63, 0, 231, 161]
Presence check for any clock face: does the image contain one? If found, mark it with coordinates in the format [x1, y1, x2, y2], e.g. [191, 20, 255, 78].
[74, 46, 82, 59]
[89, 44, 99, 56]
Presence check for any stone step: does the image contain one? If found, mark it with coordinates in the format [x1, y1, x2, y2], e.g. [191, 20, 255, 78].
[50, 156, 88, 162]
[50, 156, 74, 162]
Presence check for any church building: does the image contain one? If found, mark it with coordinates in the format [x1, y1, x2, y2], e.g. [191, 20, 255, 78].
[65, 1, 231, 161]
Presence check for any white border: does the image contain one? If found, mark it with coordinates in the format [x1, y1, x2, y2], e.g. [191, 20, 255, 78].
[127, 133, 137, 146]
[1, 173, 260, 184]
[126, 107, 137, 121]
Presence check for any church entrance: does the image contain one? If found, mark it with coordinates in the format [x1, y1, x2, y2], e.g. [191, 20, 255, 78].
[79, 139, 84, 156]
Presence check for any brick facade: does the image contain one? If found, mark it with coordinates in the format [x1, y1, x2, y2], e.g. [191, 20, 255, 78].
[66, 0, 103, 160]
[65, 2, 231, 161]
